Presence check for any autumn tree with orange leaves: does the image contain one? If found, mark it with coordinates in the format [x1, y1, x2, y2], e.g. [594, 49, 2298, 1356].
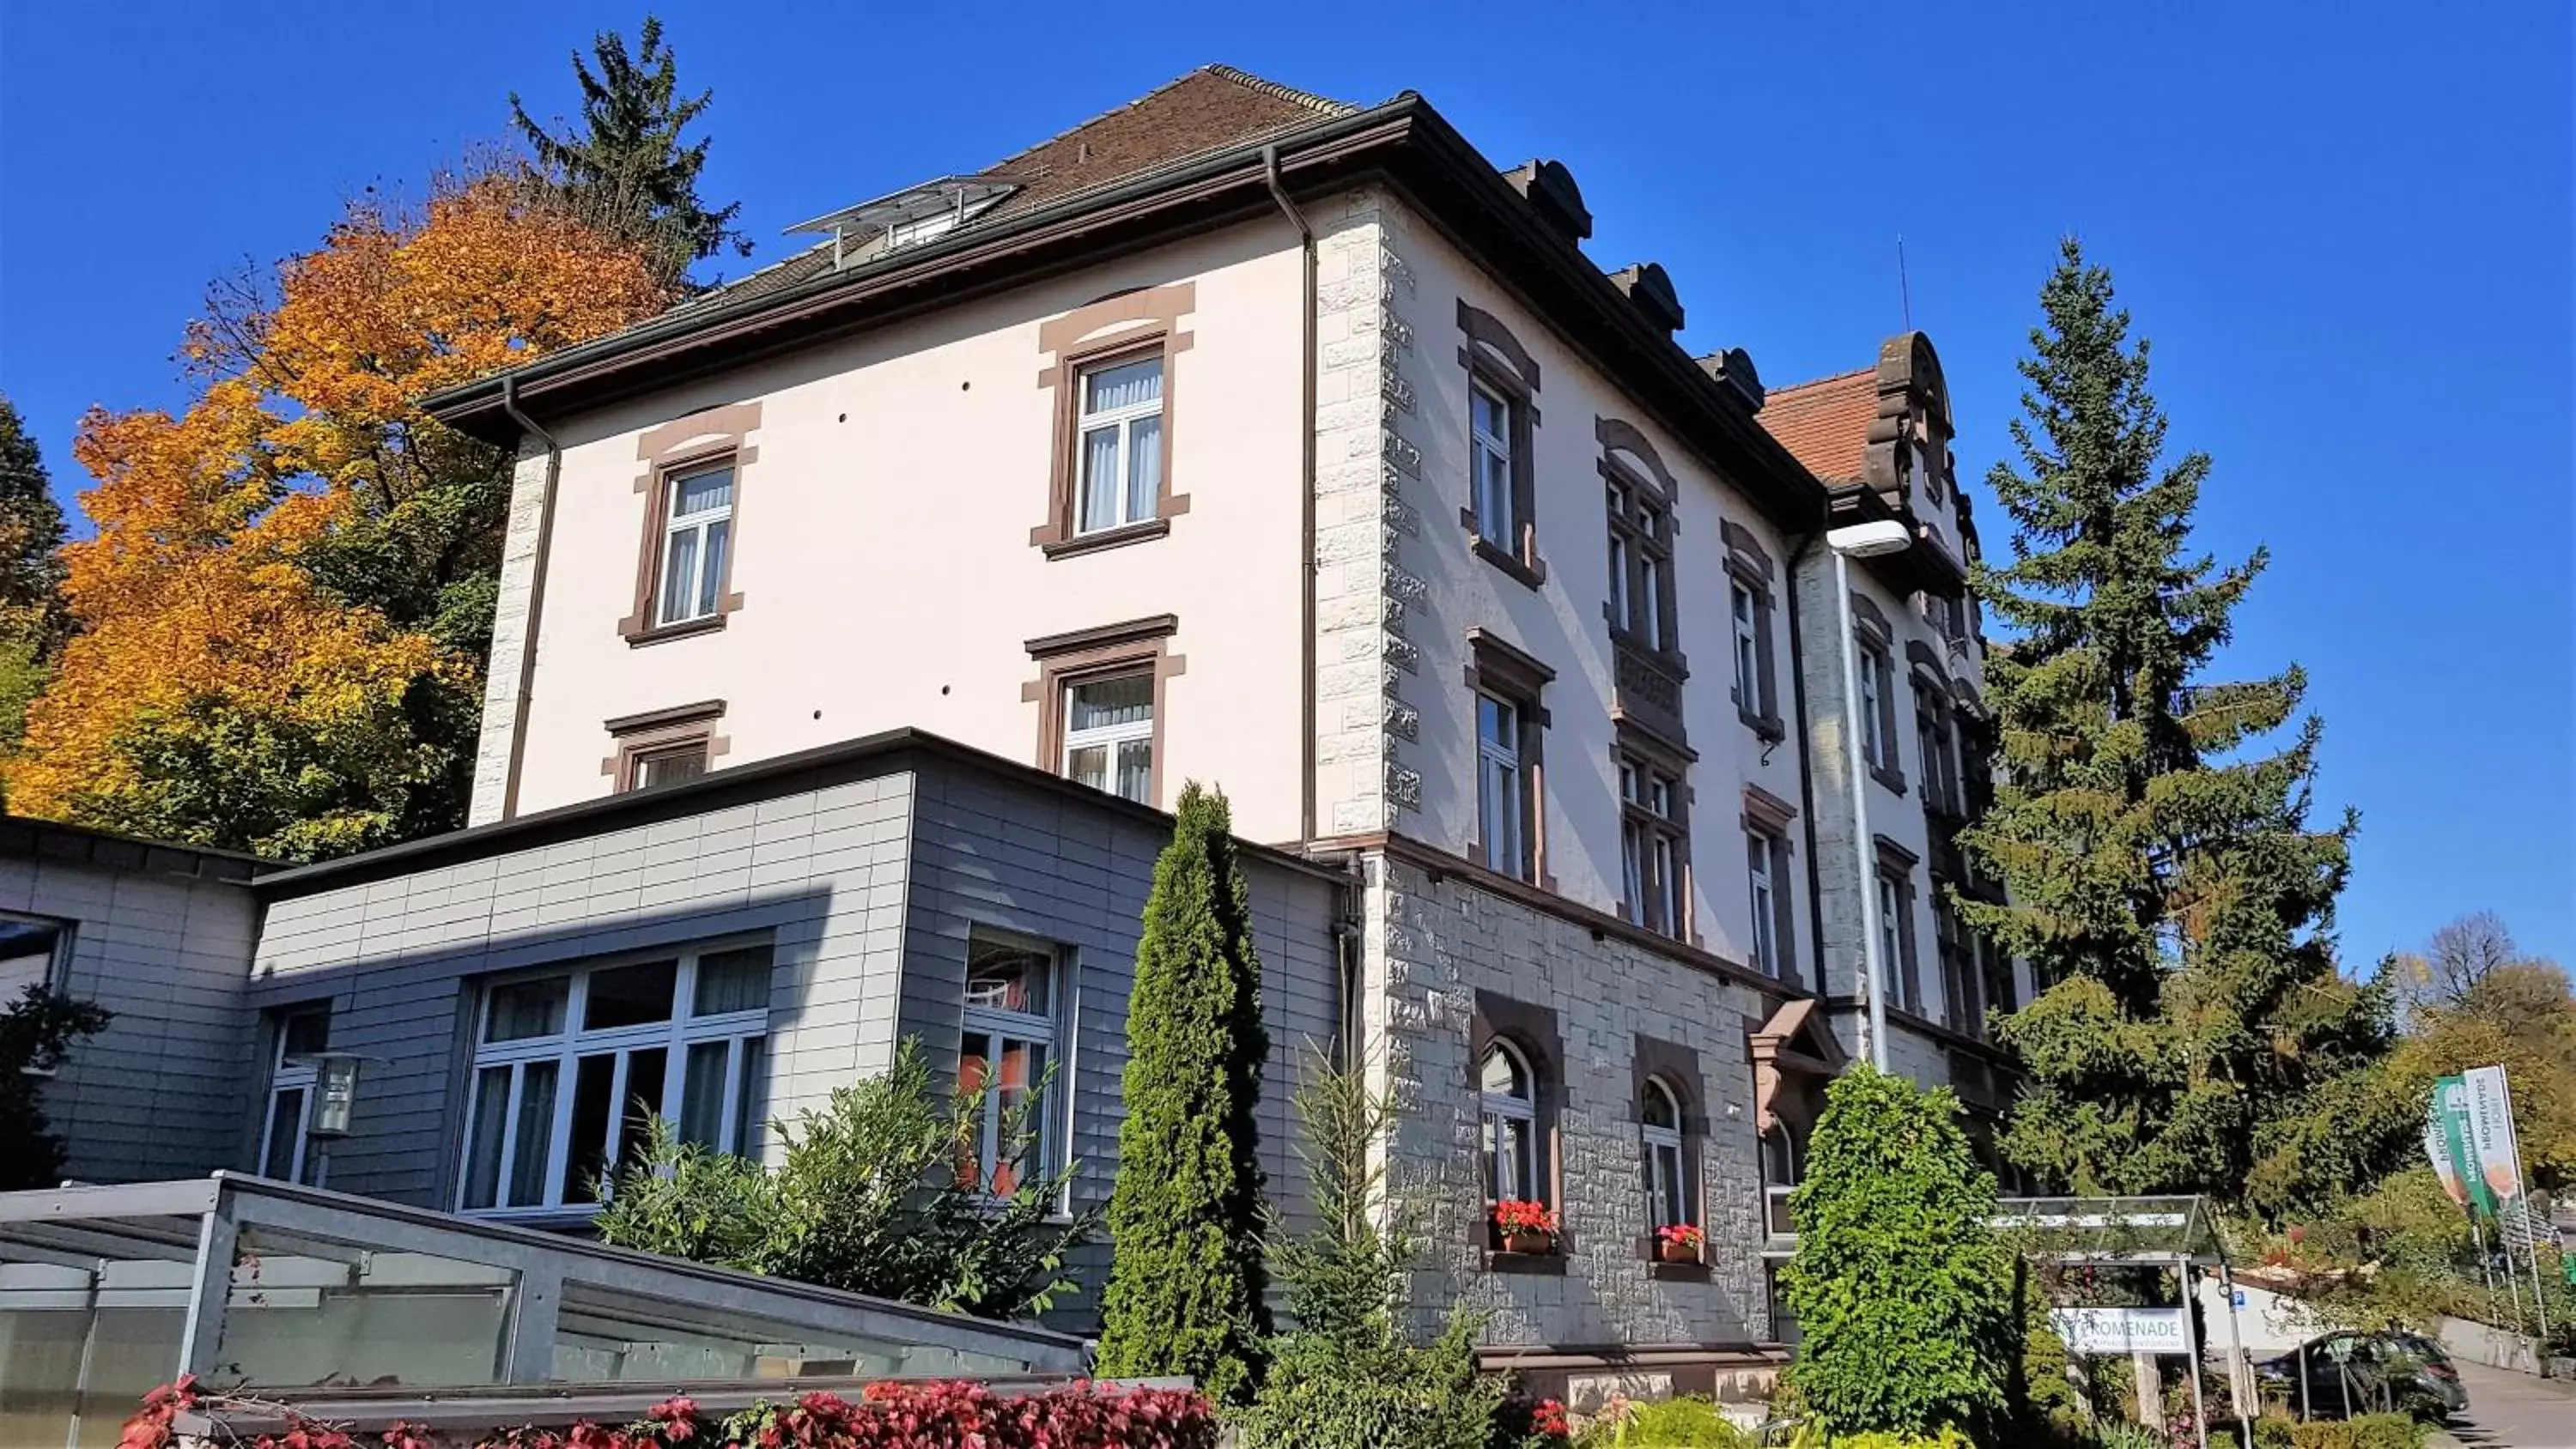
[6, 172, 670, 858]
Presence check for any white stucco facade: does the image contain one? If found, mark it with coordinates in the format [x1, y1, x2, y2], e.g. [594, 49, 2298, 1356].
[477, 221, 1313, 841]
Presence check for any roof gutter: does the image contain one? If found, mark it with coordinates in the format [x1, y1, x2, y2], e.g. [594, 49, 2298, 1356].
[495, 373, 562, 822]
[1262, 142, 1321, 845]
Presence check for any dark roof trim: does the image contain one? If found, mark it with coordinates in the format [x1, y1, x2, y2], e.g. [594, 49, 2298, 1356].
[0, 815, 270, 886]
[422, 99, 1421, 445]
[422, 90, 1825, 529]
[253, 727, 1344, 899]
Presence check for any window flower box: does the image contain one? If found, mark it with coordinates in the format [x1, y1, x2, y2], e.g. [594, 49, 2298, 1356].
[1494, 1197, 1559, 1256]
[1656, 1222, 1705, 1264]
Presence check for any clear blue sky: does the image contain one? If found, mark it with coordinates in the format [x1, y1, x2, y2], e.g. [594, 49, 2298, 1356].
[3, 2, 2569, 966]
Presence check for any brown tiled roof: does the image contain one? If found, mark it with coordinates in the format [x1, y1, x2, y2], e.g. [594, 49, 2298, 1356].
[981, 64, 1352, 217]
[1756, 365, 1876, 484]
[680, 66, 1352, 312]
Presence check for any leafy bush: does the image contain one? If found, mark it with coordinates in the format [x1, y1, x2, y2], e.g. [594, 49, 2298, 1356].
[1574, 1393, 1752, 1446]
[1783, 1066, 2015, 1440]
[0, 985, 110, 1190]
[1789, 1429, 1979, 1449]
[2087, 1422, 2169, 1449]
[1097, 781, 1270, 1401]
[2278, 1413, 2424, 1449]
[1230, 1052, 1515, 1449]
[594, 1036, 1091, 1319]
[121, 1378, 1218, 1448]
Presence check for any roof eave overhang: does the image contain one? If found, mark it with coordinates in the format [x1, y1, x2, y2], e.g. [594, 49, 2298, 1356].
[1826, 485, 1967, 596]
[421, 100, 1425, 446]
[422, 94, 1828, 531]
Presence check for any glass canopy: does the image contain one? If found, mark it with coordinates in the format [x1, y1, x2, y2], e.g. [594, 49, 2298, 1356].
[0, 1174, 1085, 1449]
[1988, 1194, 2226, 1264]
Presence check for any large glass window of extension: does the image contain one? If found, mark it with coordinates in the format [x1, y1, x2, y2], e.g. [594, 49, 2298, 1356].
[1479, 1040, 1540, 1206]
[459, 942, 773, 1216]
[1076, 355, 1164, 535]
[959, 934, 1062, 1197]
[656, 461, 734, 627]
[258, 1006, 332, 1186]
[1062, 671, 1154, 803]
[1470, 379, 1517, 549]
[1641, 1077, 1688, 1234]
[1619, 755, 1686, 938]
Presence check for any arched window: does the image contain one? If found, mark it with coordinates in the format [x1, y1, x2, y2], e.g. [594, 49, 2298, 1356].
[1641, 1076, 1688, 1232]
[1762, 1120, 1807, 1238]
[1479, 1040, 1540, 1204]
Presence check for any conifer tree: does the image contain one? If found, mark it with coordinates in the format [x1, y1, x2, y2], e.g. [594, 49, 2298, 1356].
[0, 397, 67, 755]
[1959, 239, 2409, 1220]
[1096, 781, 1269, 1402]
[510, 15, 748, 287]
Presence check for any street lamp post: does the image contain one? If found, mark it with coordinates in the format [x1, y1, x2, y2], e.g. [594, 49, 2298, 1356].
[1828, 519, 1915, 1071]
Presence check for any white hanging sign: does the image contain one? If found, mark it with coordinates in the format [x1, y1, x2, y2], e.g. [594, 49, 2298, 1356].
[2050, 1307, 2190, 1355]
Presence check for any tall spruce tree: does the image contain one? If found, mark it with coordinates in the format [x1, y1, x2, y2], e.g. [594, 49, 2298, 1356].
[510, 15, 748, 287]
[1096, 781, 1270, 1402]
[1959, 239, 2409, 1222]
[0, 397, 68, 756]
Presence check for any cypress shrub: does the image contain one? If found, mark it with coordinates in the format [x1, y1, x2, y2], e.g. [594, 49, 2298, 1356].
[1095, 781, 1270, 1401]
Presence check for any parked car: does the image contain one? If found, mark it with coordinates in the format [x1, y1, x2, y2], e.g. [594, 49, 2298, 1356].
[2252, 1330, 2469, 1421]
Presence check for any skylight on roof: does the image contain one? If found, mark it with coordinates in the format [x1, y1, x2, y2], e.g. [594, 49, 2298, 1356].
[787, 177, 1019, 268]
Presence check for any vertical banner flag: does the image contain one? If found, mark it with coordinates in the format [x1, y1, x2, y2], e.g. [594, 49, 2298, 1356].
[2435, 1076, 2491, 1221]
[2462, 1066, 2527, 1212]
[2423, 1083, 2467, 1208]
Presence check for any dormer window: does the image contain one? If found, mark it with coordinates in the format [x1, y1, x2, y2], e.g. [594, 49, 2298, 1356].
[785, 177, 1018, 268]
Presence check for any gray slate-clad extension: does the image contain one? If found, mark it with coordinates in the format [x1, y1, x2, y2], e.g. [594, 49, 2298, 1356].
[0, 819, 264, 1185]
[242, 729, 1341, 1329]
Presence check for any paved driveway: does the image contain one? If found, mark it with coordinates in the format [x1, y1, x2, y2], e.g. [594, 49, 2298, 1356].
[2433, 1361, 2576, 1448]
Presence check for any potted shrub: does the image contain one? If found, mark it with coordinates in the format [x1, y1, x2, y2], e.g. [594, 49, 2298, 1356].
[1656, 1222, 1705, 1264]
[1494, 1198, 1558, 1255]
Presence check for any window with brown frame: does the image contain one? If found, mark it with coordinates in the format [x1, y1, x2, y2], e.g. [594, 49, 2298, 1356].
[1603, 462, 1674, 654]
[1030, 284, 1194, 558]
[620, 404, 760, 646]
[1719, 520, 1784, 742]
[1471, 991, 1564, 1263]
[1616, 744, 1688, 940]
[1456, 300, 1544, 588]
[1936, 899, 1981, 1036]
[1464, 629, 1553, 884]
[1916, 681, 1960, 817]
[1743, 783, 1801, 985]
[1023, 615, 1183, 808]
[1874, 836, 1923, 1014]
[1632, 1034, 1708, 1273]
[602, 701, 727, 793]
[1850, 595, 1906, 793]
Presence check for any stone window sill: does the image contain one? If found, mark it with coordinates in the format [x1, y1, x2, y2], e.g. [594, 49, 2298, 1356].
[625, 615, 726, 649]
[1740, 708, 1785, 743]
[1468, 533, 1546, 591]
[1870, 763, 1909, 797]
[1485, 1249, 1567, 1276]
[1648, 1260, 1711, 1283]
[1040, 518, 1170, 560]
